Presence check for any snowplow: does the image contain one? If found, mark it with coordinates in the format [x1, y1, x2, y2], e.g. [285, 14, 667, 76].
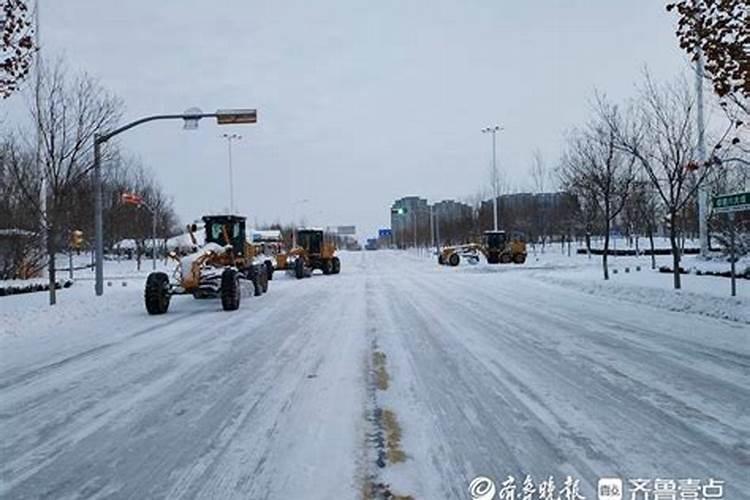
[438, 230, 527, 266]
[275, 228, 341, 279]
[144, 215, 269, 314]
[250, 229, 285, 281]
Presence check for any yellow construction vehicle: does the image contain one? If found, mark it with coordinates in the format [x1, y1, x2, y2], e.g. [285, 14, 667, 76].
[144, 215, 269, 314]
[276, 228, 341, 279]
[438, 230, 526, 266]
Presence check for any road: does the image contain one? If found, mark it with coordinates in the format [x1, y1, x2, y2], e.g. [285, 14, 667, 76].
[1, 251, 748, 499]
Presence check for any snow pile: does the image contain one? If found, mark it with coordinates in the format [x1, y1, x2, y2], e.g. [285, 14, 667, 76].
[537, 274, 749, 324]
[178, 243, 228, 281]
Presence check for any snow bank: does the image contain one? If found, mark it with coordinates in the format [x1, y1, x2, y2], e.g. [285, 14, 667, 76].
[537, 274, 749, 324]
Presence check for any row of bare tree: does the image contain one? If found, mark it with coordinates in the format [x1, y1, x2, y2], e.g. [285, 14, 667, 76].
[0, 61, 180, 287]
[558, 72, 748, 288]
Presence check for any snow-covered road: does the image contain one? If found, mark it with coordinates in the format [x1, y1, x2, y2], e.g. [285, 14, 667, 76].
[1, 251, 748, 499]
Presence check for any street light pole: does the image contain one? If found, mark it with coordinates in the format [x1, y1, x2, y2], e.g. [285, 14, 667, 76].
[151, 208, 157, 270]
[429, 204, 435, 251]
[94, 134, 104, 296]
[222, 133, 241, 213]
[482, 125, 502, 231]
[695, 49, 709, 257]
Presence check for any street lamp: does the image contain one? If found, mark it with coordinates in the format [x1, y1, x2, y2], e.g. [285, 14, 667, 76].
[481, 125, 503, 231]
[93, 108, 257, 296]
[221, 133, 242, 213]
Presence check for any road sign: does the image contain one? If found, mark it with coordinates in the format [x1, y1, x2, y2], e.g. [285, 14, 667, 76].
[216, 109, 258, 125]
[378, 228, 392, 237]
[336, 225, 357, 236]
[713, 191, 750, 213]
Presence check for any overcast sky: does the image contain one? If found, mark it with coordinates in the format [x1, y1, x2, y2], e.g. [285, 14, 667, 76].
[4, 1, 695, 238]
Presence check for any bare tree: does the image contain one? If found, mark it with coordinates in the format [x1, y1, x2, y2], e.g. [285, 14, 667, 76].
[6, 60, 123, 301]
[530, 149, 547, 194]
[608, 75, 714, 289]
[530, 149, 551, 250]
[0, 134, 45, 278]
[1, 0, 36, 99]
[560, 100, 636, 280]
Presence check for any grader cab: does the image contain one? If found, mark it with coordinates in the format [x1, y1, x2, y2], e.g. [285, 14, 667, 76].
[438, 230, 527, 266]
[277, 228, 341, 279]
[144, 215, 269, 315]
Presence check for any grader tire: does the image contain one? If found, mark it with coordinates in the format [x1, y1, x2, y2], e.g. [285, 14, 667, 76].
[500, 253, 512, 264]
[322, 259, 333, 275]
[221, 269, 241, 311]
[252, 268, 264, 297]
[331, 256, 341, 274]
[448, 253, 460, 267]
[438, 254, 445, 265]
[294, 258, 306, 280]
[513, 253, 527, 264]
[144, 272, 170, 315]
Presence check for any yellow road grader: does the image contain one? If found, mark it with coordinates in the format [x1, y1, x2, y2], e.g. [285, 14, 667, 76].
[275, 228, 341, 279]
[144, 215, 269, 314]
[438, 230, 527, 266]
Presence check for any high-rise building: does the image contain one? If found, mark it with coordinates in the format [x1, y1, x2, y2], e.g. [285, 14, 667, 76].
[390, 196, 430, 248]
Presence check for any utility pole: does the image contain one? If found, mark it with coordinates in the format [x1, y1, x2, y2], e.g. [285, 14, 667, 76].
[33, 0, 54, 304]
[482, 125, 502, 231]
[696, 47, 709, 258]
[222, 133, 241, 213]
[429, 204, 435, 251]
[412, 207, 417, 249]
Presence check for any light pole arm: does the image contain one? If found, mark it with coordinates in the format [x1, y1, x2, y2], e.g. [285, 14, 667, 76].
[97, 113, 220, 144]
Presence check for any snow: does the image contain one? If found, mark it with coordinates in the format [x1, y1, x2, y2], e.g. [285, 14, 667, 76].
[250, 229, 283, 242]
[112, 238, 138, 250]
[585, 236, 700, 251]
[166, 230, 204, 251]
[177, 242, 229, 281]
[0, 250, 747, 499]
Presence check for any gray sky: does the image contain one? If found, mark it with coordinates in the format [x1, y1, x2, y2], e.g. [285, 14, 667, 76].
[5, 0, 693, 238]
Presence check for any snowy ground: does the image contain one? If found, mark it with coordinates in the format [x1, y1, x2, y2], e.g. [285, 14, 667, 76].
[1, 251, 748, 499]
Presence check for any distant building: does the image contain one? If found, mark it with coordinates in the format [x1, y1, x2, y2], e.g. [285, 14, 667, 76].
[432, 199, 473, 245]
[479, 191, 578, 241]
[390, 196, 430, 247]
[432, 199, 472, 222]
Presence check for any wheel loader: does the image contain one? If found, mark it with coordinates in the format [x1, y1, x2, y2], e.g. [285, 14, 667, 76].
[276, 228, 341, 279]
[144, 215, 269, 314]
[438, 230, 526, 267]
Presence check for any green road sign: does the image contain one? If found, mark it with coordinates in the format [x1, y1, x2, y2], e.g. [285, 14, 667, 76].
[712, 192, 749, 213]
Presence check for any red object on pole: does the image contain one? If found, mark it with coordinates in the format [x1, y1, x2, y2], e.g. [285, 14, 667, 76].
[121, 192, 144, 206]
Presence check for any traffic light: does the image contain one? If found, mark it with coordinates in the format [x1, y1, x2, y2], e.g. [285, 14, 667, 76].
[70, 230, 84, 249]
[391, 207, 407, 215]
